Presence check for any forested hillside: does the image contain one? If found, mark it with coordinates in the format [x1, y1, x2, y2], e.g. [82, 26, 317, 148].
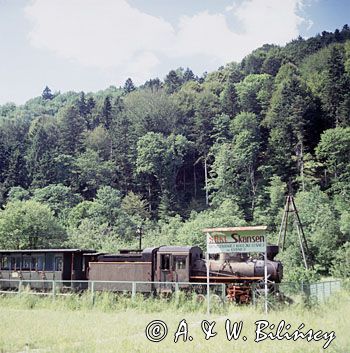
[1, 26, 350, 281]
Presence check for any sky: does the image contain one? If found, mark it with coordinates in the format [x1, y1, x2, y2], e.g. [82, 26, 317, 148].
[0, 0, 349, 105]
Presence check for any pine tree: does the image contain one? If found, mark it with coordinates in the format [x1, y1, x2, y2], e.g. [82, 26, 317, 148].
[221, 73, 239, 117]
[58, 105, 86, 155]
[42, 86, 54, 100]
[78, 92, 87, 117]
[102, 96, 112, 129]
[144, 78, 162, 92]
[183, 68, 195, 82]
[164, 70, 183, 94]
[265, 67, 317, 181]
[86, 97, 96, 114]
[123, 78, 136, 94]
[321, 46, 349, 127]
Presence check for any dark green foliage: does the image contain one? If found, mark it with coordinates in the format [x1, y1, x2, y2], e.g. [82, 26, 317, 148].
[78, 92, 87, 117]
[262, 48, 283, 76]
[164, 70, 183, 94]
[264, 65, 318, 181]
[102, 96, 112, 129]
[136, 132, 191, 193]
[57, 105, 86, 155]
[315, 127, 350, 194]
[124, 89, 180, 135]
[0, 200, 66, 249]
[220, 73, 239, 117]
[7, 186, 30, 202]
[109, 112, 136, 191]
[0, 118, 30, 188]
[294, 187, 342, 273]
[320, 46, 350, 127]
[41, 86, 54, 100]
[32, 184, 82, 216]
[209, 112, 261, 219]
[26, 116, 61, 187]
[331, 242, 350, 278]
[143, 78, 162, 92]
[193, 88, 220, 156]
[123, 78, 136, 94]
[236, 73, 273, 115]
[86, 97, 96, 113]
[73, 149, 115, 198]
[183, 68, 196, 82]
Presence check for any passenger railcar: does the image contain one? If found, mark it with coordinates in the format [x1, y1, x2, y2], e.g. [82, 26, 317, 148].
[0, 249, 95, 290]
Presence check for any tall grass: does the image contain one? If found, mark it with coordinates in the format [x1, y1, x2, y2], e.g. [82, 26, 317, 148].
[0, 288, 226, 314]
[0, 289, 349, 352]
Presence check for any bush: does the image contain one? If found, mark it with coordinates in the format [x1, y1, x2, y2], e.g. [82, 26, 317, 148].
[331, 242, 350, 279]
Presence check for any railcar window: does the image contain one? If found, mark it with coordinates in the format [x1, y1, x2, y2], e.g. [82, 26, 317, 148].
[16, 257, 21, 270]
[32, 256, 44, 271]
[161, 254, 170, 270]
[10, 257, 21, 271]
[38, 256, 44, 271]
[174, 256, 186, 270]
[31, 257, 36, 270]
[0, 258, 3, 270]
[45, 254, 54, 271]
[55, 257, 63, 271]
[11, 258, 15, 270]
[22, 257, 31, 270]
[2, 256, 9, 270]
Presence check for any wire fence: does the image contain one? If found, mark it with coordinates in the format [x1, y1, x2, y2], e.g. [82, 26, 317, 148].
[0, 279, 343, 310]
[0, 278, 226, 301]
[250, 280, 343, 309]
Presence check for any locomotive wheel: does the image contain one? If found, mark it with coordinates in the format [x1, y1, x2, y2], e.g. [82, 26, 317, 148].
[254, 279, 274, 298]
[210, 294, 223, 306]
[195, 294, 223, 306]
[196, 294, 206, 303]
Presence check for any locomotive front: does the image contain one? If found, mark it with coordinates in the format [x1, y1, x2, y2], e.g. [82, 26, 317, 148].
[191, 245, 283, 283]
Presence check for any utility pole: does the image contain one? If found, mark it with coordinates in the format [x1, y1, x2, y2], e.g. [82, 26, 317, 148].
[194, 155, 209, 206]
[204, 155, 209, 206]
[136, 225, 143, 251]
[278, 195, 312, 269]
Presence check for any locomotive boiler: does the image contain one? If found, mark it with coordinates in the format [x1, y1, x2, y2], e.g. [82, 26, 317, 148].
[191, 246, 282, 282]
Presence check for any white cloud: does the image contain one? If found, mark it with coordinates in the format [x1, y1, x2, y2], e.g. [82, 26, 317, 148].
[234, 0, 303, 43]
[25, 0, 174, 68]
[24, 0, 309, 84]
[125, 51, 160, 82]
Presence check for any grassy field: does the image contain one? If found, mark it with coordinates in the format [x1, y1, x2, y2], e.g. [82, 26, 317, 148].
[0, 291, 349, 353]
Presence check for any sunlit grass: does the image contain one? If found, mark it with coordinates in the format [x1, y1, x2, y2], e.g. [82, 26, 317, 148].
[0, 290, 348, 353]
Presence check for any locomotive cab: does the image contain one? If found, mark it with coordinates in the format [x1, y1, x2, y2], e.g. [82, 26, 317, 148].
[156, 246, 202, 284]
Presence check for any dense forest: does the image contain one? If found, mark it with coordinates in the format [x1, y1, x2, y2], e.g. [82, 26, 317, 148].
[1, 26, 350, 282]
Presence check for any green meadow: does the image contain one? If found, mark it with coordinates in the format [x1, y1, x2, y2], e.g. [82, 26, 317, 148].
[0, 291, 349, 353]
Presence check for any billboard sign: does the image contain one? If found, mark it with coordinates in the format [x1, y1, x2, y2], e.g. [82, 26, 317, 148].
[203, 226, 268, 315]
[203, 226, 267, 254]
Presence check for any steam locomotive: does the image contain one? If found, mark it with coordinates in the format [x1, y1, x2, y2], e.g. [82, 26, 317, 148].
[0, 243, 283, 303]
[88, 243, 283, 303]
